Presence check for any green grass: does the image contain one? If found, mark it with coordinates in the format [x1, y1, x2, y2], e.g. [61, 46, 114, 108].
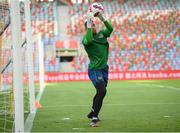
[0, 91, 14, 132]
[0, 83, 40, 132]
[32, 80, 180, 132]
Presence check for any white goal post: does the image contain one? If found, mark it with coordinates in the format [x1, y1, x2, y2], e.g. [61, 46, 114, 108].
[10, 0, 24, 131]
[8, 0, 45, 132]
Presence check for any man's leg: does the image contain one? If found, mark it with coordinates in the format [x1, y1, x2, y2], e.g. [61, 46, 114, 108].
[88, 69, 107, 115]
[87, 69, 97, 119]
[91, 66, 108, 119]
[93, 81, 106, 117]
[88, 69, 107, 126]
[87, 85, 105, 120]
[90, 80, 106, 127]
[92, 65, 109, 117]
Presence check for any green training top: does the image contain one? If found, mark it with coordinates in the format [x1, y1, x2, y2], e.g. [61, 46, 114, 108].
[82, 20, 113, 70]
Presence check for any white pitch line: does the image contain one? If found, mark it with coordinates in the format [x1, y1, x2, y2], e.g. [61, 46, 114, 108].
[72, 128, 84, 131]
[163, 115, 172, 118]
[136, 83, 180, 91]
[40, 83, 180, 109]
[42, 102, 180, 109]
[62, 117, 71, 120]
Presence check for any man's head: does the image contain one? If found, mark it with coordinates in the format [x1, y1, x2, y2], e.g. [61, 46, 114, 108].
[85, 20, 97, 34]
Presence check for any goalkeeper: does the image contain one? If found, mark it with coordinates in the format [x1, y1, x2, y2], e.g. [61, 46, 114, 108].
[82, 10, 113, 127]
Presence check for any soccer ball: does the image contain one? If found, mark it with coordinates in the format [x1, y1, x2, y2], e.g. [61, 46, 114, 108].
[88, 2, 104, 17]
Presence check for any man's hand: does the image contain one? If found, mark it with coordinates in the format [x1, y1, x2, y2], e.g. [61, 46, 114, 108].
[86, 10, 93, 28]
[97, 13, 106, 22]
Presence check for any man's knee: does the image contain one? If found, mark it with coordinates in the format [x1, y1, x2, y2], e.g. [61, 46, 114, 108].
[95, 81, 107, 97]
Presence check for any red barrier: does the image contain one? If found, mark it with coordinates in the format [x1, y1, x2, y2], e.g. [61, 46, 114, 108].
[2, 70, 180, 84]
[45, 70, 180, 82]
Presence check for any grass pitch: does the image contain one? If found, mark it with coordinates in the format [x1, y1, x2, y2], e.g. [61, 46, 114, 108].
[32, 80, 180, 132]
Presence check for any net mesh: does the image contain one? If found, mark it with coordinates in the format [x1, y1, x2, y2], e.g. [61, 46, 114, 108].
[0, 1, 41, 132]
[0, 0, 14, 132]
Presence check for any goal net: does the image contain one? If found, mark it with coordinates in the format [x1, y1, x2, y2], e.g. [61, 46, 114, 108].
[0, 0, 44, 132]
[0, 0, 14, 132]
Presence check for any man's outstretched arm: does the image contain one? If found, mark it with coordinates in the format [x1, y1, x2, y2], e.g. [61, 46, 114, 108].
[83, 12, 94, 45]
[98, 14, 113, 37]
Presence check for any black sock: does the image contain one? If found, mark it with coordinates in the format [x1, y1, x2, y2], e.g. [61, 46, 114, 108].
[93, 81, 107, 117]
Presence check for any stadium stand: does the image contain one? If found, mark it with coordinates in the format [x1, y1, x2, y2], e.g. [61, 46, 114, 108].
[29, 0, 179, 73]
[30, 1, 58, 72]
[67, 0, 180, 72]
